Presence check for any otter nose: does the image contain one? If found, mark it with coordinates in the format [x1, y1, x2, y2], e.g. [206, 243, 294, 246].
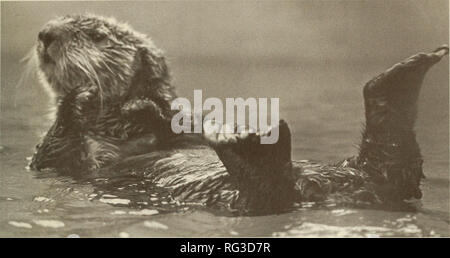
[38, 30, 58, 49]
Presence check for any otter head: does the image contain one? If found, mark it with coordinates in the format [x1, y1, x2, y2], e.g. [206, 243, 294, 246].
[36, 14, 169, 101]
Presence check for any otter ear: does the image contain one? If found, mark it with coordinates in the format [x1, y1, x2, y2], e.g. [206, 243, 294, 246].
[136, 46, 170, 81]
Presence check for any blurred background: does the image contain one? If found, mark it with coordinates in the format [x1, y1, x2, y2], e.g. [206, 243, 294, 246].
[1, 1, 448, 237]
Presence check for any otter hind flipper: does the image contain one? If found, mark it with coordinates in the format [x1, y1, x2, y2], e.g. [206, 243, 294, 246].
[204, 120, 292, 176]
[203, 120, 296, 214]
[359, 45, 448, 202]
[363, 45, 449, 130]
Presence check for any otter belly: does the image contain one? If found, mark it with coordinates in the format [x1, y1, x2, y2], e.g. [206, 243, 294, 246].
[106, 144, 236, 210]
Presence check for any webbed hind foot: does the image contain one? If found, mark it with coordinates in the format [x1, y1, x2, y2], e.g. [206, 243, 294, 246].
[359, 45, 448, 202]
[363, 45, 448, 131]
[203, 120, 296, 214]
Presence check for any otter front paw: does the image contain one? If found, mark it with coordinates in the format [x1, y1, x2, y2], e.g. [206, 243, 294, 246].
[121, 98, 164, 119]
[120, 98, 174, 138]
[73, 85, 99, 127]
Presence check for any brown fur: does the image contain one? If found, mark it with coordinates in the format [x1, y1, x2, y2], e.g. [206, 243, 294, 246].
[32, 14, 177, 170]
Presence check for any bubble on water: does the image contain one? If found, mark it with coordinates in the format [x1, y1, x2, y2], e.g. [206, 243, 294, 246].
[119, 232, 130, 238]
[331, 209, 357, 216]
[111, 210, 127, 215]
[397, 224, 421, 235]
[34, 220, 65, 228]
[150, 197, 158, 201]
[8, 221, 32, 229]
[101, 194, 117, 198]
[301, 202, 315, 208]
[229, 230, 239, 236]
[33, 196, 54, 202]
[129, 209, 159, 216]
[144, 221, 168, 230]
[273, 222, 423, 237]
[99, 198, 130, 205]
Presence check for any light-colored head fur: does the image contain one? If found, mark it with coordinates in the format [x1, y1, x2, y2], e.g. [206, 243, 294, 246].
[28, 14, 169, 105]
[28, 14, 176, 171]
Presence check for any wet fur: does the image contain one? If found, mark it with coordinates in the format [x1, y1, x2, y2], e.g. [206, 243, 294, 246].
[30, 14, 176, 170]
[28, 14, 449, 214]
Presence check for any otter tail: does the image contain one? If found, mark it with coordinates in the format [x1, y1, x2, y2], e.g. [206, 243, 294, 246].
[358, 45, 448, 202]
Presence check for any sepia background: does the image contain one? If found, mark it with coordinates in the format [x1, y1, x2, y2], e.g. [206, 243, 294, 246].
[1, 0, 448, 237]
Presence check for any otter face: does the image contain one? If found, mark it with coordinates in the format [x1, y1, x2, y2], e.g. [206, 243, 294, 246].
[36, 14, 168, 100]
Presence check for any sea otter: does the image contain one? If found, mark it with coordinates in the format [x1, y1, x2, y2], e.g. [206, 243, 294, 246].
[28, 14, 448, 215]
